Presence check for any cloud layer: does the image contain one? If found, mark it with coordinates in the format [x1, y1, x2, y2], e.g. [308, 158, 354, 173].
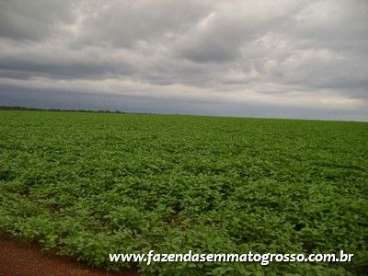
[0, 0, 367, 120]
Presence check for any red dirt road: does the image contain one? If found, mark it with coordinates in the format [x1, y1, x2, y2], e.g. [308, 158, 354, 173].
[0, 237, 138, 276]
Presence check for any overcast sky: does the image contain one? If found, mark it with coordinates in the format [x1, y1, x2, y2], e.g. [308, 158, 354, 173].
[0, 0, 367, 120]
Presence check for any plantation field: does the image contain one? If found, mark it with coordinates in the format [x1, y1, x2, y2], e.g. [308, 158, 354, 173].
[0, 110, 367, 275]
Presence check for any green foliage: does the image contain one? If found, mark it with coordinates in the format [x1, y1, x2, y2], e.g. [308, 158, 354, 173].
[0, 110, 367, 275]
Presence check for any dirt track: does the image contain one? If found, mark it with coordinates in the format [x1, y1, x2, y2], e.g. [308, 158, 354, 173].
[0, 236, 138, 276]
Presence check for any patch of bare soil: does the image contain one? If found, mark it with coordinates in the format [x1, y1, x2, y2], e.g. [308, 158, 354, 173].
[0, 236, 138, 276]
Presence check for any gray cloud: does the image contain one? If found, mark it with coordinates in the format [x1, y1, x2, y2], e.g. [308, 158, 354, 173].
[75, 0, 211, 48]
[0, 0, 75, 41]
[0, 0, 367, 120]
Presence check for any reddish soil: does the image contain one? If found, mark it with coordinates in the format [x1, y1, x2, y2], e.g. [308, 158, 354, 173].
[0, 236, 138, 276]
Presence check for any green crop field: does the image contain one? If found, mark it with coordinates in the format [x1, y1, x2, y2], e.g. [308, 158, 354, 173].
[0, 110, 367, 275]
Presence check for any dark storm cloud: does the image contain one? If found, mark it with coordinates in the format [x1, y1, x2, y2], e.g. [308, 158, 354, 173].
[0, 42, 134, 79]
[0, 0, 367, 120]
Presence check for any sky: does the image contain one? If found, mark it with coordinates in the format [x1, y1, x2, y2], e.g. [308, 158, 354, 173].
[0, 0, 367, 121]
